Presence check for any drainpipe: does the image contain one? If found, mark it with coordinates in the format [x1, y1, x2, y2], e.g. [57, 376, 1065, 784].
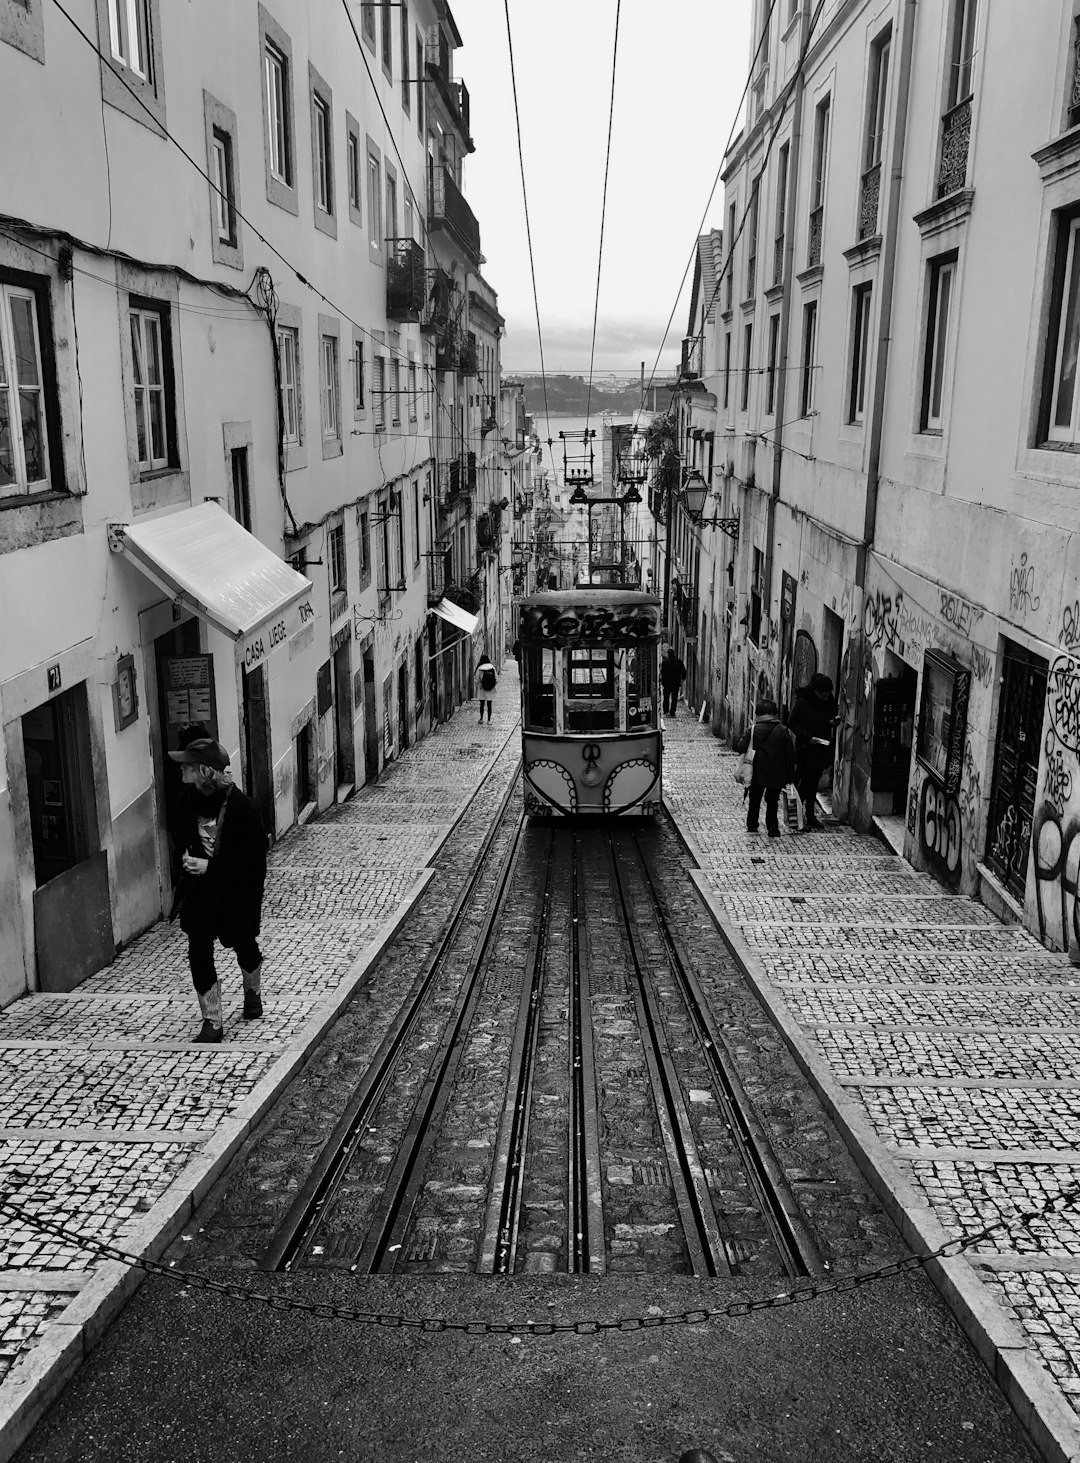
[763, 9, 809, 698]
[859, 0, 918, 588]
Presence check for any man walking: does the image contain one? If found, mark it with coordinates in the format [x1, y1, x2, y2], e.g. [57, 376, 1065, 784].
[168, 738, 268, 1042]
[660, 647, 686, 716]
[788, 673, 839, 832]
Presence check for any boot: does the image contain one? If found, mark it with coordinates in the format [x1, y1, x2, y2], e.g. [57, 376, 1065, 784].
[194, 981, 223, 1043]
[242, 962, 263, 1020]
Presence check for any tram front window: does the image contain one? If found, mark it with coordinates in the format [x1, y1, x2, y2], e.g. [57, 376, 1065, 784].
[524, 646, 556, 729]
[566, 648, 616, 731]
[624, 645, 657, 729]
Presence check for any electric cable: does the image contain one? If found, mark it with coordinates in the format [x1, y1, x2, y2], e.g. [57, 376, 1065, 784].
[584, 0, 622, 438]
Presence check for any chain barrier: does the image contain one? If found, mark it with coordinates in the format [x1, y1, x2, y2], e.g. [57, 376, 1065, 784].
[1, 1182, 1079, 1336]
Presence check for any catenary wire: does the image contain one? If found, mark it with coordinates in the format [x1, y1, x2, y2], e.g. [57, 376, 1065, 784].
[584, 0, 622, 438]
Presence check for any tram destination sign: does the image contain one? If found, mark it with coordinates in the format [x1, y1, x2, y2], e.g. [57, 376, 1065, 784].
[519, 598, 661, 648]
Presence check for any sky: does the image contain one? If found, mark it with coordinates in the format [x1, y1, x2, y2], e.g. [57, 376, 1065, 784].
[448, 0, 753, 384]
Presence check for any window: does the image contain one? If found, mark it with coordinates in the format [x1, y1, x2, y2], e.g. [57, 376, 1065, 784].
[404, 194, 414, 241]
[946, 0, 978, 111]
[401, 0, 410, 112]
[800, 300, 818, 416]
[358, 504, 371, 588]
[415, 33, 424, 135]
[408, 359, 417, 421]
[865, 30, 891, 173]
[920, 253, 956, 432]
[848, 283, 873, 423]
[231, 446, 251, 530]
[277, 325, 300, 444]
[129, 304, 169, 470]
[211, 128, 235, 244]
[321, 334, 339, 440]
[412, 479, 421, 564]
[313, 94, 331, 213]
[352, 339, 364, 412]
[774, 142, 788, 286]
[746, 177, 759, 297]
[740, 322, 753, 411]
[766, 313, 779, 416]
[265, 41, 291, 185]
[726, 201, 736, 309]
[386, 173, 397, 244]
[374, 355, 386, 430]
[367, 151, 382, 254]
[723, 331, 732, 409]
[808, 95, 830, 266]
[361, 2, 375, 46]
[108, 0, 150, 79]
[0, 280, 51, 496]
[347, 131, 360, 213]
[381, 0, 392, 75]
[328, 522, 346, 595]
[391, 356, 401, 425]
[1045, 214, 1080, 444]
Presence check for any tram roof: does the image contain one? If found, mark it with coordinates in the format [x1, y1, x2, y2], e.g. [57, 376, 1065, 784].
[517, 589, 660, 610]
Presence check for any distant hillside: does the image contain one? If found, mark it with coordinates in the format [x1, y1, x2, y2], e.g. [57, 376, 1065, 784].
[514, 374, 672, 417]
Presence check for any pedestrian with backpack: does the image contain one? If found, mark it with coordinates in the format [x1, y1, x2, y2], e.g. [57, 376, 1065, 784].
[733, 697, 795, 837]
[476, 653, 497, 723]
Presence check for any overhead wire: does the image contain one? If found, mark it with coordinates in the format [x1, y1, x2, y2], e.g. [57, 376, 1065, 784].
[584, 0, 622, 440]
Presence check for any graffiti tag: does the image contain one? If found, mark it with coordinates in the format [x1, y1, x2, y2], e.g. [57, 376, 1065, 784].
[1009, 553, 1041, 618]
[1032, 802, 1080, 954]
[970, 645, 994, 689]
[1043, 726, 1074, 814]
[920, 779, 962, 883]
[939, 591, 984, 639]
[1060, 602, 1080, 652]
[1049, 656, 1080, 754]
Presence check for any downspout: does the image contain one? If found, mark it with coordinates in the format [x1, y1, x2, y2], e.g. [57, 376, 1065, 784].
[859, 0, 918, 587]
[763, 25, 809, 700]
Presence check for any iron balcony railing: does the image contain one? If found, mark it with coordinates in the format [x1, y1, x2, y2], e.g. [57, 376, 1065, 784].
[773, 233, 784, 287]
[428, 165, 481, 261]
[425, 548, 450, 605]
[425, 25, 471, 139]
[807, 206, 823, 268]
[681, 335, 701, 380]
[858, 163, 881, 241]
[937, 96, 972, 198]
[386, 237, 426, 320]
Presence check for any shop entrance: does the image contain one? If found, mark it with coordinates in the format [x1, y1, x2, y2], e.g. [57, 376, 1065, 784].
[242, 662, 273, 836]
[870, 657, 918, 815]
[362, 648, 379, 783]
[397, 661, 409, 752]
[986, 640, 1047, 901]
[23, 682, 114, 991]
[333, 638, 355, 798]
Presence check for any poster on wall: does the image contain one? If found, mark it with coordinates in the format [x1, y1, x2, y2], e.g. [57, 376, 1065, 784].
[916, 649, 970, 794]
[161, 655, 218, 747]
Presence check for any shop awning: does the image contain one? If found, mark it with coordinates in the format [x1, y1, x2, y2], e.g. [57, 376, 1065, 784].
[114, 501, 314, 673]
[431, 598, 479, 635]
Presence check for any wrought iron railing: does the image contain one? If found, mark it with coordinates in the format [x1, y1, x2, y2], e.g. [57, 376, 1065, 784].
[428, 165, 481, 260]
[681, 335, 701, 379]
[936, 97, 971, 199]
[773, 234, 784, 287]
[858, 163, 881, 241]
[746, 253, 757, 299]
[386, 237, 426, 320]
[807, 206, 823, 268]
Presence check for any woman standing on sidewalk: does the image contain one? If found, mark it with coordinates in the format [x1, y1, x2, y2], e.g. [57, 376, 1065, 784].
[168, 738, 268, 1042]
[735, 698, 795, 837]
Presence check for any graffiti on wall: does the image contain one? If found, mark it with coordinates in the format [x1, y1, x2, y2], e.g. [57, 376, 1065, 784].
[1032, 655, 1080, 952]
[1009, 553, 1041, 619]
[919, 779, 963, 883]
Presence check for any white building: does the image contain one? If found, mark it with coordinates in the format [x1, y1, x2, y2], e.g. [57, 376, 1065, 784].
[0, 0, 501, 1003]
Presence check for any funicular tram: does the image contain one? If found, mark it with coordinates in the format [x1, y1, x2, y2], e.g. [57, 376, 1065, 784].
[517, 589, 663, 816]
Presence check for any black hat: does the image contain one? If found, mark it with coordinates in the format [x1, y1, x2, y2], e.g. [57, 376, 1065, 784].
[810, 673, 834, 696]
[168, 738, 229, 771]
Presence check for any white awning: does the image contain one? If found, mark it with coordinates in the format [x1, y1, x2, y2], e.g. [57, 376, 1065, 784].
[432, 598, 479, 635]
[117, 501, 314, 673]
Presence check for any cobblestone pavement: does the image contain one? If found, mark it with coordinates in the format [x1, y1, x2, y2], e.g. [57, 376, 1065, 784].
[661, 709, 1080, 1460]
[0, 670, 522, 1445]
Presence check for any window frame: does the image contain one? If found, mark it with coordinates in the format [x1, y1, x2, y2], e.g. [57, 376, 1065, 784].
[361, 1, 376, 48]
[309, 65, 336, 237]
[946, 0, 979, 112]
[400, 0, 411, 113]
[920, 252, 957, 433]
[108, 0, 151, 80]
[864, 29, 891, 173]
[408, 358, 417, 422]
[352, 336, 365, 415]
[373, 354, 386, 431]
[848, 282, 873, 424]
[259, 7, 297, 214]
[0, 276, 56, 499]
[367, 141, 383, 262]
[320, 328, 341, 452]
[328, 521, 346, 596]
[128, 300, 174, 473]
[380, 0, 392, 79]
[740, 322, 753, 412]
[276, 323, 301, 446]
[391, 355, 401, 426]
[765, 312, 780, 416]
[94, 0, 165, 131]
[800, 299, 818, 417]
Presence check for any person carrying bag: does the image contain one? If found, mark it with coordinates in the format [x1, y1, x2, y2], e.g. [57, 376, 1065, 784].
[734, 697, 796, 837]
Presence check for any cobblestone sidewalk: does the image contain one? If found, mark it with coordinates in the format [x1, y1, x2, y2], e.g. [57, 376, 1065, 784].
[0, 667, 521, 1456]
[660, 708, 1080, 1463]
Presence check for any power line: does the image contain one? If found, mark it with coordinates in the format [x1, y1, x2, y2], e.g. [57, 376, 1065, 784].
[584, 0, 621, 436]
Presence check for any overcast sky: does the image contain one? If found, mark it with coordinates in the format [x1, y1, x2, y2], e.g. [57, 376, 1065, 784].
[448, 0, 753, 382]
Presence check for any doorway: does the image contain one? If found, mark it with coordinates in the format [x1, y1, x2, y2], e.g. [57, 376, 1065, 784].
[363, 647, 379, 783]
[986, 641, 1047, 901]
[333, 638, 355, 797]
[242, 662, 273, 836]
[22, 683, 114, 991]
[870, 658, 918, 814]
[397, 661, 409, 752]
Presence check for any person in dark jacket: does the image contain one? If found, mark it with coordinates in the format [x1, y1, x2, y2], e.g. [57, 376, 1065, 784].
[735, 697, 796, 837]
[788, 673, 839, 832]
[168, 738, 268, 1043]
[660, 647, 686, 715]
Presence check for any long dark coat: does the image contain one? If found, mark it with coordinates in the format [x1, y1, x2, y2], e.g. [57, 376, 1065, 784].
[175, 784, 267, 947]
[737, 715, 796, 789]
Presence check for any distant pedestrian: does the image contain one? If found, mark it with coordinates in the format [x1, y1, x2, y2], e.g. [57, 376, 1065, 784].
[511, 639, 522, 679]
[734, 697, 795, 838]
[788, 673, 839, 832]
[660, 647, 686, 716]
[476, 653, 498, 723]
[167, 738, 268, 1042]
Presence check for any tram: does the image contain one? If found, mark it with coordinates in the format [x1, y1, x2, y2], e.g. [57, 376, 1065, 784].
[517, 589, 663, 816]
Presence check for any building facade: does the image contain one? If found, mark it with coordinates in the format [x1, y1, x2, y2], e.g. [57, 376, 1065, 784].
[0, 0, 501, 1004]
[665, 0, 1080, 951]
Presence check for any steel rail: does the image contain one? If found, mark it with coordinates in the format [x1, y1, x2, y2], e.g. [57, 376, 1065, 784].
[568, 832, 606, 1274]
[607, 832, 730, 1278]
[356, 803, 530, 1273]
[260, 762, 523, 1273]
[478, 827, 558, 1274]
[626, 827, 822, 1278]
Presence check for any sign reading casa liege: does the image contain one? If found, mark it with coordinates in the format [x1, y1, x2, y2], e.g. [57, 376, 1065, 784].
[241, 595, 315, 673]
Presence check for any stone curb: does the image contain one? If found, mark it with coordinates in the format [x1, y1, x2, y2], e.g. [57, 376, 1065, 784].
[679, 850, 1080, 1463]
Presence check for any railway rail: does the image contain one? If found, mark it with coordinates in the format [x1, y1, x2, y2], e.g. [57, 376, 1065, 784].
[263, 797, 826, 1281]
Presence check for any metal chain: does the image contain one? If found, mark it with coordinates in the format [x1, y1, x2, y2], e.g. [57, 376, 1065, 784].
[2, 1182, 1079, 1336]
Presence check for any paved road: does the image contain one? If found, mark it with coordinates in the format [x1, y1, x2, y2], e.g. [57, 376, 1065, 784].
[0, 678, 1078, 1460]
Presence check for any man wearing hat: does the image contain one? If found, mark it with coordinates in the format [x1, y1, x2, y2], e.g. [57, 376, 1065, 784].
[167, 738, 268, 1042]
[788, 672, 840, 833]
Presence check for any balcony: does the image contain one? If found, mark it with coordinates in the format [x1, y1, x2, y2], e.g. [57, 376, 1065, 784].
[459, 331, 478, 377]
[476, 511, 494, 552]
[746, 253, 757, 299]
[386, 237, 426, 321]
[466, 450, 477, 493]
[807, 205, 823, 269]
[434, 321, 461, 372]
[425, 548, 450, 605]
[858, 163, 881, 241]
[681, 335, 701, 380]
[425, 24, 473, 146]
[773, 233, 784, 287]
[674, 582, 698, 633]
[428, 165, 481, 263]
[936, 96, 971, 199]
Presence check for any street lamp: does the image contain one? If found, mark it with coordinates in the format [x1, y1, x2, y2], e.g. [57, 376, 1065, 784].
[682, 468, 709, 521]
